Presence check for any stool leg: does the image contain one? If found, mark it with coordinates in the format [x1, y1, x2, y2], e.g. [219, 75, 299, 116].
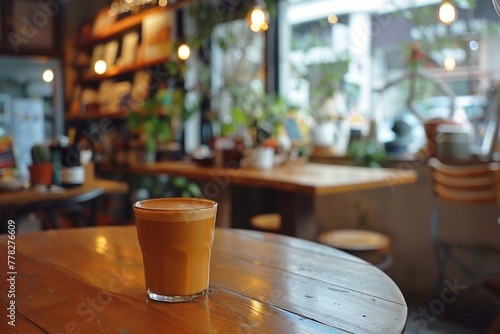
[432, 244, 451, 294]
[377, 253, 393, 271]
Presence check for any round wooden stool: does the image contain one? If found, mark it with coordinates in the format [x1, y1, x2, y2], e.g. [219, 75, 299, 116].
[250, 213, 281, 232]
[317, 229, 393, 270]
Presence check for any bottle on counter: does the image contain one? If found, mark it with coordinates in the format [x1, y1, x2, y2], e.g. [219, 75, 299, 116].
[49, 136, 70, 186]
[58, 128, 85, 187]
[61, 144, 85, 188]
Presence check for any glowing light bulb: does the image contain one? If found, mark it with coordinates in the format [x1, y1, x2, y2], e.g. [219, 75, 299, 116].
[438, 0, 457, 25]
[444, 56, 456, 71]
[94, 60, 107, 74]
[42, 69, 54, 83]
[177, 44, 191, 60]
[328, 14, 338, 25]
[158, 0, 168, 7]
[247, 6, 269, 32]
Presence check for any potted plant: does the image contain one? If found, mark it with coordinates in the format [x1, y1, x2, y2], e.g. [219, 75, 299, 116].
[307, 60, 350, 149]
[127, 78, 197, 163]
[347, 139, 387, 168]
[29, 144, 53, 186]
[232, 92, 287, 169]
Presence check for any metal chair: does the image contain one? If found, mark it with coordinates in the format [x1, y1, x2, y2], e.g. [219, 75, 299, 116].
[428, 157, 500, 293]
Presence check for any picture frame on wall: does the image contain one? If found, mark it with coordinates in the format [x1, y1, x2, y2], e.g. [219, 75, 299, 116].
[142, 10, 174, 61]
[11, 0, 55, 51]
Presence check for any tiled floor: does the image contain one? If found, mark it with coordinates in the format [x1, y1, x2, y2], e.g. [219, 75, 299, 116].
[404, 318, 481, 334]
[404, 308, 484, 334]
[404, 288, 499, 334]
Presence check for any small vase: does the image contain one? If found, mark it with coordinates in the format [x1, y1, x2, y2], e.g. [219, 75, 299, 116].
[28, 163, 54, 186]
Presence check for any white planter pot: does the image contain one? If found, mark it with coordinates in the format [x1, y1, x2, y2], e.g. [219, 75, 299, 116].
[241, 147, 274, 169]
[311, 121, 336, 147]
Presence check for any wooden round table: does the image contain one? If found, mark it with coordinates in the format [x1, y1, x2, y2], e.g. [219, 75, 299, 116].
[0, 226, 407, 333]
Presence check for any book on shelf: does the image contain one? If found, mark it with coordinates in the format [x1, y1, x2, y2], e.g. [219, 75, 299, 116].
[118, 31, 139, 67]
[90, 44, 104, 69]
[103, 40, 119, 68]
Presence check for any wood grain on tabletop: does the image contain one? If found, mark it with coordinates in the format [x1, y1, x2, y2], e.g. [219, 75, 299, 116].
[0, 226, 407, 334]
[104, 161, 417, 195]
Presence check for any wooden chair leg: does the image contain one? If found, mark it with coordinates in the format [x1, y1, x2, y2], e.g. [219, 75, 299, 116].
[45, 210, 60, 230]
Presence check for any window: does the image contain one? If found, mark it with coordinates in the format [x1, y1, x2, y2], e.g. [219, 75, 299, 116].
[279, 0, 500, 157]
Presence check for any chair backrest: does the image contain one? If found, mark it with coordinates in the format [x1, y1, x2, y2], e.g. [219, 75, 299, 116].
[428, 158, 500, 205]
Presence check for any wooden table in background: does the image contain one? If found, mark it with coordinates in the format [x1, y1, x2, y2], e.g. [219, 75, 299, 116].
[0, 178, 128, 209]
[100, 161, 417, 239]
[0, 226, 408, 333]
[0, 178, 128, 230]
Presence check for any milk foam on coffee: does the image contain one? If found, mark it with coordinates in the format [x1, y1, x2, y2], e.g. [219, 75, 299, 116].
[134, 198, 216, 222]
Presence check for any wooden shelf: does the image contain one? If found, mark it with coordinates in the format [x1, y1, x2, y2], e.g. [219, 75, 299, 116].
[78, 0, 190, 47]
[81, 55, 170, 82]
[68, 1, 190, 128]
[65, 109, 127, 121]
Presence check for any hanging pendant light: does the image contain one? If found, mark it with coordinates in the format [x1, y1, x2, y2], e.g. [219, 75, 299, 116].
[247, 3, 269, 32]
[438, 0, 457, 25]
[177, 43, 191, 61]
[42, 69, 54, 83]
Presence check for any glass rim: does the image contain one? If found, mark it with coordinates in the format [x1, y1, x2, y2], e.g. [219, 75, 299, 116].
[133, 197, 218, 212]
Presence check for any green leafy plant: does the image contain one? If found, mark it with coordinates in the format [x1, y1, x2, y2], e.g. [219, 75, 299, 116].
[347, 139, 387, 168]
[130, 174, 202, 202]
[127, 81, 197, 154]
[232, 93, 288, 146]
[306, 58, 350, 122]
[170, 176, 202, 198]
[184, 1, 278, 144]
